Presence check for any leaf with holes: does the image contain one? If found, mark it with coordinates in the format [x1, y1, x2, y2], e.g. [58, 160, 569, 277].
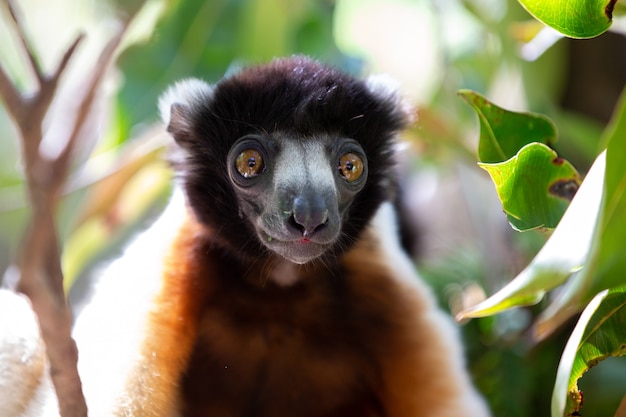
[456, 151, 604, 320]
[479, 142, 580, 231]
[552, 287, 626, 417]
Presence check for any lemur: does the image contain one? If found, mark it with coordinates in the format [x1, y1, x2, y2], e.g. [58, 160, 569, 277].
[0, 56, 491, 417]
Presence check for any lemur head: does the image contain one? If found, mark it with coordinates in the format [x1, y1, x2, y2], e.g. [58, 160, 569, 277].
[160, 56, 410, 264]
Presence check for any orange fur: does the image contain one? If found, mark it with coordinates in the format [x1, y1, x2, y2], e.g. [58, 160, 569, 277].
[116, 205, 489, 417]
[114, 216, 213, 416]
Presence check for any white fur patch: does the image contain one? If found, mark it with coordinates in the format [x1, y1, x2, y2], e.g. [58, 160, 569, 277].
[72, 189, 187, 416]
[367, 202, 492, 416]
[368, 202, 426, 287]
[269, 261, 301, 287]
[273, 140, 335, 194]
[0, 290, 53, 417]
[158, 78, 214, 125]
[365, 74, 415, 124]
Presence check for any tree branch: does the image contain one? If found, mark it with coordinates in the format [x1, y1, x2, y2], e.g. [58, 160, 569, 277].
[0, 4, 89, 413]
[1, 3, 84, 175]
[0, 64, 22, 116]
[0, 1, 137, 416]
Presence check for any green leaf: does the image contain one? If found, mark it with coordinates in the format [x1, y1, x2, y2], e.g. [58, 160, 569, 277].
[459, 90, 557, 163]
[456, 152, 605, 320]
[552, 287, 626, 417]
[589, 95, 626, 297]
[518, 0, 615, 39]
[535, 87, 626, 337]
[479, 143, 581, 231]
[458, 89, 626, 323]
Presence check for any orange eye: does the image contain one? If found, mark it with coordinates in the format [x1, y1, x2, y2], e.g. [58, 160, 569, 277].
[235, 149, 264, 178]
[337, 152, 364, 182]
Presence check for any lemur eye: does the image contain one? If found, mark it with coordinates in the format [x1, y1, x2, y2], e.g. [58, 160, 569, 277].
[337, 152, 364, 182]
[236, 149, 265, 178]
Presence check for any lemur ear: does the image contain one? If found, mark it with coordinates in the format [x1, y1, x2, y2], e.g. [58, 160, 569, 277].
[158, 79, 214, 146]
[365, 74, 415, 126]
[166, 103, 194, 144]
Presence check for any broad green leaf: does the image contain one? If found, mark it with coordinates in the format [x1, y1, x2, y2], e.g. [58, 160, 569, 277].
[551, 289, 608, 417]
[456, 152, 605, 320]
[459, 90, 557, 163]
[552, 287, 626, 417]
[535, 87, 626, 338]
[589, 91, 626, 296]
[479, 143, 580, 231]
[460, 87, 626, 323]
[518, 0, 615, 39]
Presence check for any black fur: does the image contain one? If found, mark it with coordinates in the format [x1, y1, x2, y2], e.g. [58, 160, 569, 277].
[167, 56, 408, 260]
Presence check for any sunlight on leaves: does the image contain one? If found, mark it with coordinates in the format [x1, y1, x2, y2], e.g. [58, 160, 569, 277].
[461, 87, 626, 415]
[551, 289, 608, 417]
[536, 88, 626, 338]
[587, 91, 626, 296]
[457, 152, 605, 320]
[518, 0, 614, 39]
[552, 287, 626, 417]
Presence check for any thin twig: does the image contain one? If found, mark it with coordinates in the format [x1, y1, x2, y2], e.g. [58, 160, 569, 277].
[51, 34, 85, 85]
[7, 1, 45, 86]
[53, 29, 126, 195]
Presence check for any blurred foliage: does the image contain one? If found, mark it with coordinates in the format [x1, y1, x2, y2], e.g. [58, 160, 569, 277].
[1, 0, 626, 416]
[114, 0, 346, 143]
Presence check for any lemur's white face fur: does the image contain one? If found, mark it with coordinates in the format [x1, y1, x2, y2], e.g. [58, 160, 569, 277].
[159, 57, 410, 265]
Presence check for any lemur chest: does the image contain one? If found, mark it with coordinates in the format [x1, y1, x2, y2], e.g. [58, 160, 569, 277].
[179, 278, 388, 417]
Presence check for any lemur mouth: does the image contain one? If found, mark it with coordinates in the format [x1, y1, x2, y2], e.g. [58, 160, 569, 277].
[261, 232, 332, 264]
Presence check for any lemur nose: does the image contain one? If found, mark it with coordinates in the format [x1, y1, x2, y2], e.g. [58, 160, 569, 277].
[289, 194, 329, 238]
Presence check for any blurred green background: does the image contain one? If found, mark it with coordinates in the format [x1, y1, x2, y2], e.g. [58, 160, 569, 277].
[1, 0, 625, 415]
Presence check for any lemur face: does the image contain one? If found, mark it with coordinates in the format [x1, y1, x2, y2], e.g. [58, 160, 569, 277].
[226, 132, 368, 264]
[160, 57, 409, 264]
